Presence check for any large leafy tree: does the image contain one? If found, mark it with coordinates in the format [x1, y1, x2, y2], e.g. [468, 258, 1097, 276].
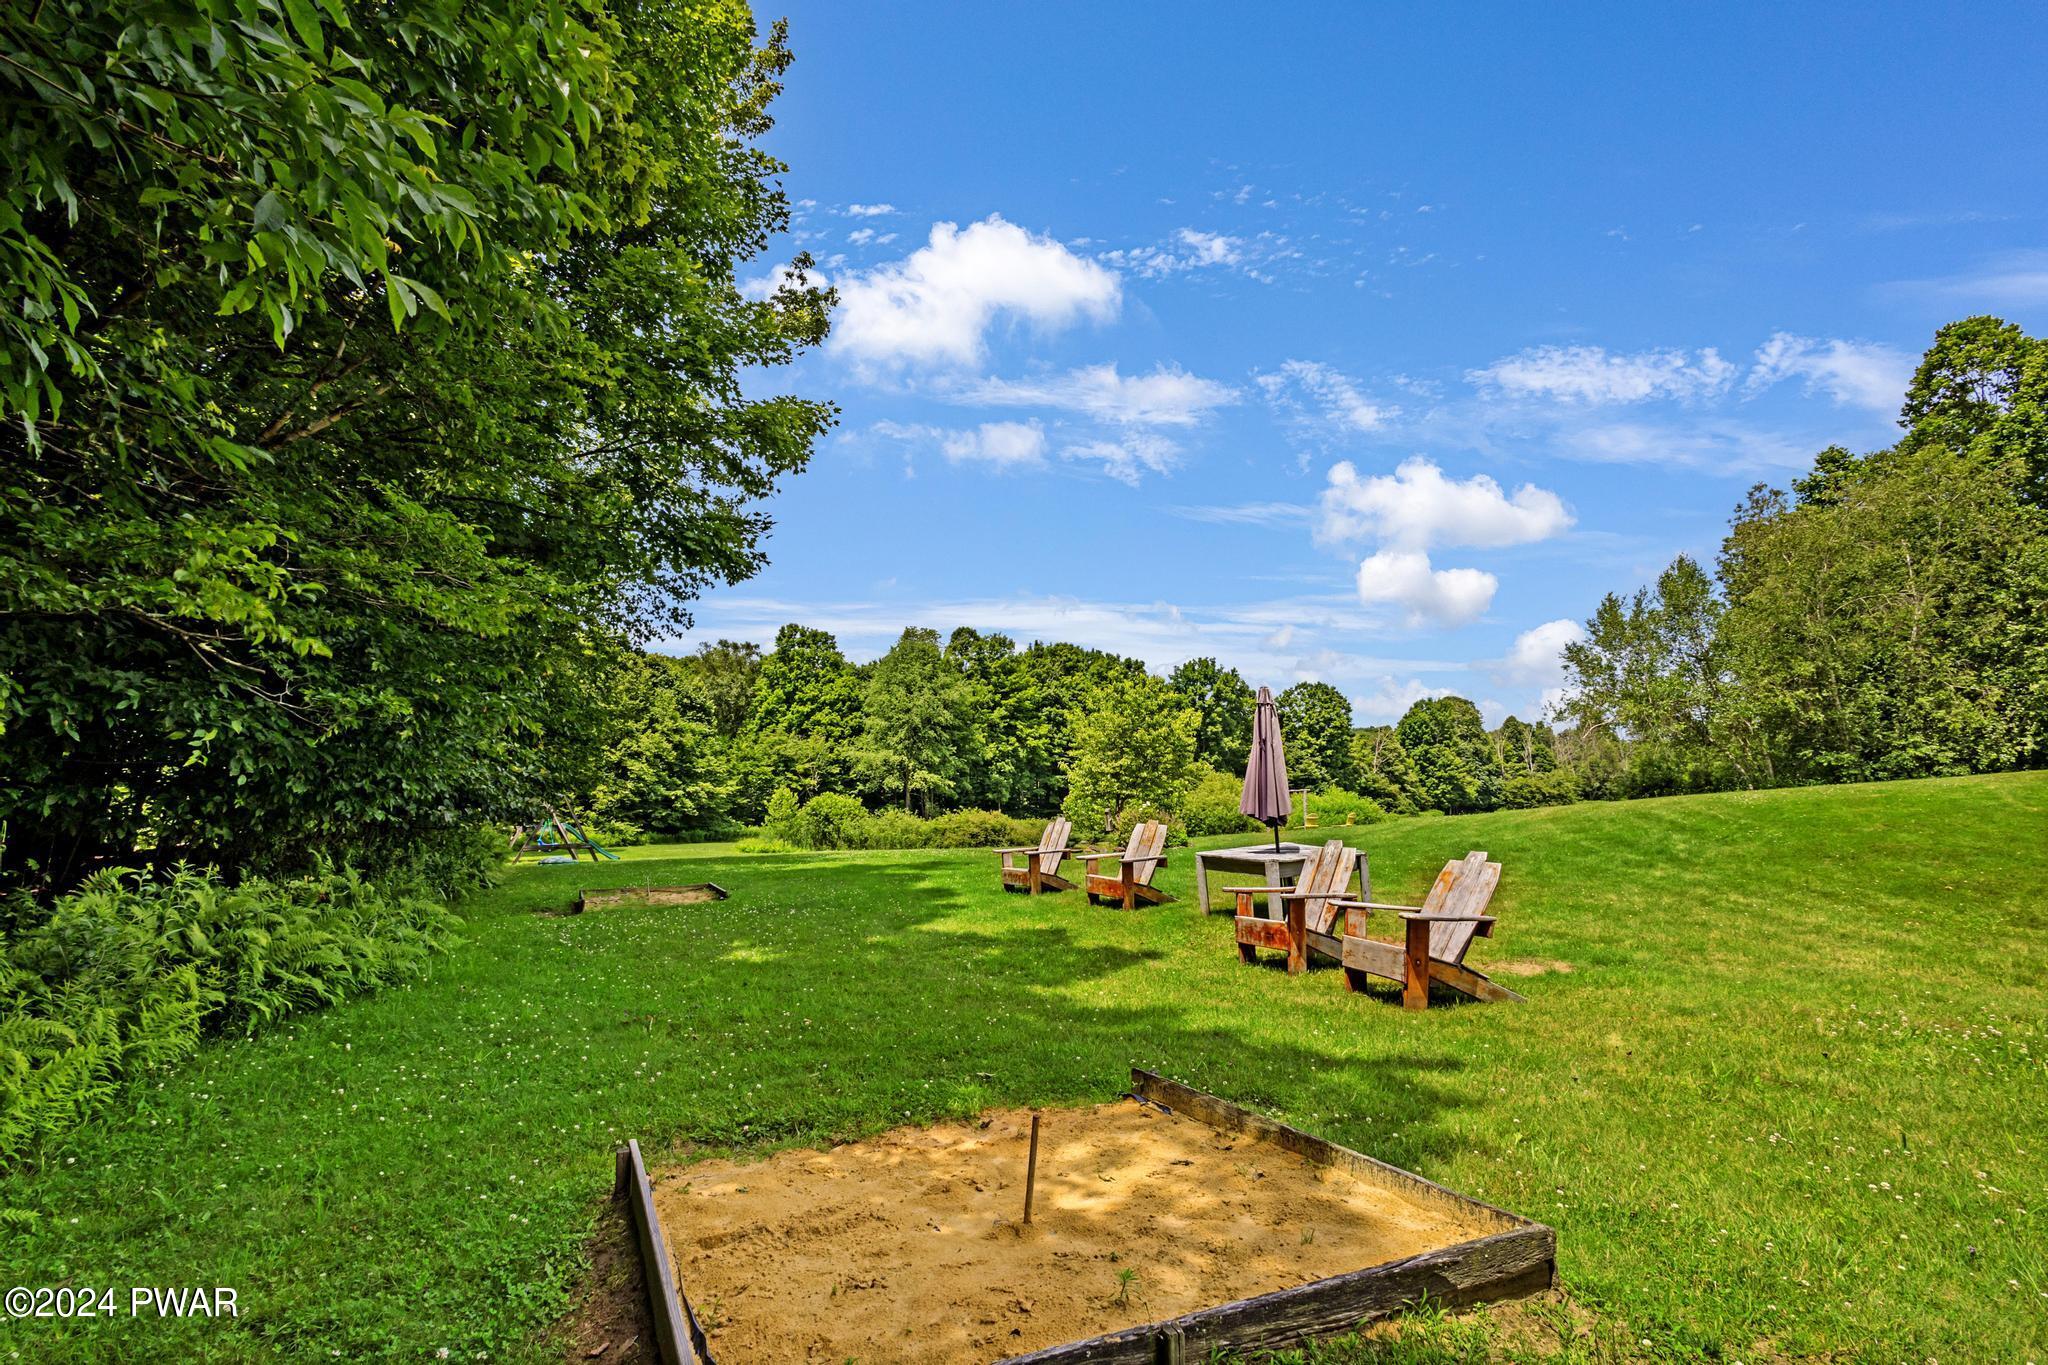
[686, 641, 764, 741]
[0, 1, 834, 890]
[1394, 696, 1494, 813]
[586, 655, 731, 834]
[1061, 674, 1200, 834]
[1277, 681, 1359, 792]
[857, 628, 979, 813]
[1557, 556, 1732, 794]
[750, 624, 863, 743]
[1899, 315, 2048, 506]
[1167, 657, 1255, 774]
[1717, 440, 2048, 782]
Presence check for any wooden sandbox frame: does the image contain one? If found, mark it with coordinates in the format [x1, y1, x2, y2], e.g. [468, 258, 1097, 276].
[577, 883, 728, 914]
[612, 1068, 1555, 1365]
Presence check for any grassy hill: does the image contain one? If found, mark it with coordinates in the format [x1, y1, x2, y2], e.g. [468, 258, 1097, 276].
[2, 773, 2043, 1361]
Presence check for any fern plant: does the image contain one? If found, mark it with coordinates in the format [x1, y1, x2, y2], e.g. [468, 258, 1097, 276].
[0, 864, 459, 1167]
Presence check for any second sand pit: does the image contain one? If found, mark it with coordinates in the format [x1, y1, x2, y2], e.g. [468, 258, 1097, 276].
[653, 1099, 1498, 1363]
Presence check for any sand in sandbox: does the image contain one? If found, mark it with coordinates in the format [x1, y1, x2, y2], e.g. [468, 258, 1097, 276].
[653, 1100, 1495, 1364]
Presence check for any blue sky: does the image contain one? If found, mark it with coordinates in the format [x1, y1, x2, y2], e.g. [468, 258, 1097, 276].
[676, 2, 2048, 724]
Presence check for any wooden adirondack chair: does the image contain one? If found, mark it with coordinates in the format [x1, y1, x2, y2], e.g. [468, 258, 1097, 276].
[1233, 840, 1361, 975]
[997, 817, 1077, 894]
[1332, 851, 1524, 1010]
[1082, 820, 1173, 909]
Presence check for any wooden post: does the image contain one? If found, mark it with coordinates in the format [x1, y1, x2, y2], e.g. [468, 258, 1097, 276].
[1023, 1112, 1042, 1224]
[1403, 917, 1431, 1011]
[1285, 896, 1307, 975]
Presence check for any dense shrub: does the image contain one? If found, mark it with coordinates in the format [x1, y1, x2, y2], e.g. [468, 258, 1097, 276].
[924, 810, 1042, 849]
[764, 804, 1051, 853]
[785, 794, 870, 850]
[1499, 771, 1581, 808]
[763, 788, 801, 841]
[860, 809, 930, 850]
[1179, 767, 1262, 838]
[0, 865, 459, 1165]
[1302, 789, 1390, 828]
[734, 837, 796, 854]
[582, 820, 648, 849]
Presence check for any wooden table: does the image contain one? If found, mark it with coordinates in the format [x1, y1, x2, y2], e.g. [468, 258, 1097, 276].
[1194, 842, 1367, 914]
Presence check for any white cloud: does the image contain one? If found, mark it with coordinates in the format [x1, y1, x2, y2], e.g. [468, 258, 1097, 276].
[1881, 249, 2048, 310]
[1168, 501, 1312, 527]
[1260, 360, 1393, 436]
[1745, 333, 1913, 415]
[847, 227, 875, 245]
[1101, 227, 1249, 279]
[940, 421, 1046, 470]
[738, 262, 825, 301]
[961, 363, 1238, 426]
[830, 215, 1121, 368]
[1564, 419, 1820, 471]
[1351, 676, 1451, 723]
[1061, 433, 1180, 485]
[1488, 618, 1584, 686]
[1355, 549, 1497, 627]
[1318, 456, 1573, 550]
[1469, 345, 1736, 405]
[866, 419, 1046, 474]
[1176, 228, 1239, 266]
[845, 202, 896, 217]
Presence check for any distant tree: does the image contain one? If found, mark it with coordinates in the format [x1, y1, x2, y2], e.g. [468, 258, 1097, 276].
[1278, 682, 1359, 792]
[1167, 658, 1256, 774]
[1716, 439, 2048, 783]
[1009, 641, 1149, 815]
[944, 627, 1020, 810]
[1350, 726, 1424, 813]
[688, 640, 763, 739]
[1899, 315, 2048, 505]
[1495, 716, 1560, 775]
[1557, 556, 1731, 794]
[858, 629, 980, 812]
[751, 624, 863, 742]
[588, 656, 731, 833]
[1394, 697, 1493, 812]
[1062, 674, 1200, 833]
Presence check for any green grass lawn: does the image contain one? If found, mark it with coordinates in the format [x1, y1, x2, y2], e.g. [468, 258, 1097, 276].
[3, 774, 2044, 1362]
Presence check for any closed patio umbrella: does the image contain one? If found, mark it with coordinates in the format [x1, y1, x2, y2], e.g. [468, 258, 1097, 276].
[1240, 686, 1290, 851]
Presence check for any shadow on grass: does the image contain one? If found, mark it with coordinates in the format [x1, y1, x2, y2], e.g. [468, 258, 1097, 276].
[549, 852, 1484, 1176]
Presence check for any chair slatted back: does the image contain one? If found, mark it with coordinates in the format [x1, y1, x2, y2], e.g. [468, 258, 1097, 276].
[1298, 841, 1357, 935]
[1421, 851, 1503, 962]
[1038, 816, 1072, 880]
[1126, 820, 1168, 885]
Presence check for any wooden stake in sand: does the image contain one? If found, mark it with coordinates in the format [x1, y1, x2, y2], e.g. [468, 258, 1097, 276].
[1022, 1112, 1042, 1224]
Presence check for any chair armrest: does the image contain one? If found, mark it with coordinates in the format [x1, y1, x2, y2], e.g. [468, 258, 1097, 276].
[1078, 851, 1131, 863]
[993, 845, 1042, 854]
[1124, 854, 1167, 867]
[1329, 899, 1421, 913]
[1232, 884, 1304, 895]
[1399, 912, 1496, 937]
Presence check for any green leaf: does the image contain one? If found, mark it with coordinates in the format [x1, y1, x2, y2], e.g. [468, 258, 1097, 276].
[282, 0, 325, 58]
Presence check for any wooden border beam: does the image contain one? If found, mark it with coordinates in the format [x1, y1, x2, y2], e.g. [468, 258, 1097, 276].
[614, 1140, 705, 1365]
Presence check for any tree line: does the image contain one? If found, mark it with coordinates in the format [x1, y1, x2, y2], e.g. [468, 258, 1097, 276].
[1556, 316, 2047, 798]
[550, 625, 1575, 843]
